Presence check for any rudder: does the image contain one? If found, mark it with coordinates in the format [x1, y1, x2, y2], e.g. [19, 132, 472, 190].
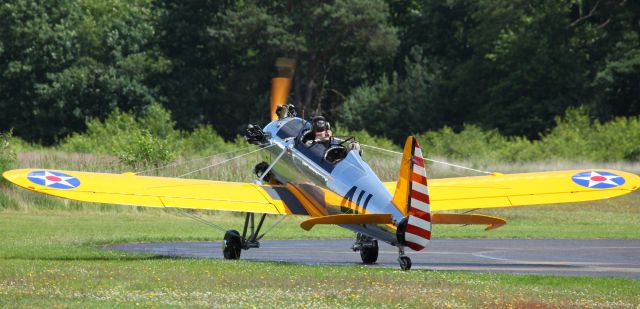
[393, 136, 432, 251]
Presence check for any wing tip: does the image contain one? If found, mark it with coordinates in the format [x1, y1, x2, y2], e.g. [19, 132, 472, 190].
[2, 168, 25, 183]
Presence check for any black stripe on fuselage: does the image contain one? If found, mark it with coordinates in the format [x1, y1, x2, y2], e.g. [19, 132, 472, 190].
[363, 194, 373, 212]
[260, 186, 309, 215]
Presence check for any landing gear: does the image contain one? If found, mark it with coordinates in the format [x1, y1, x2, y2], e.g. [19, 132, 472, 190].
[222, 230, 242, 259]
[352, 233, 379, 264]
[222, 213, 267, 260]
[397, 247, 412, 271]
[240, 212, 266, 250]
[360, 242, 379, 264]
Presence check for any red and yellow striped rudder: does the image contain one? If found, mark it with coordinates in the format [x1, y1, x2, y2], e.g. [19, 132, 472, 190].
[394, 136, 432, 251]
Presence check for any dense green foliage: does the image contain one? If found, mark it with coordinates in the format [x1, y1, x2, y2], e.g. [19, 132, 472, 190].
[0, 0, 638, 145]
[340, 48, 440, 139]
[0, 0, 167, 144]
[392, 0, 640, 141]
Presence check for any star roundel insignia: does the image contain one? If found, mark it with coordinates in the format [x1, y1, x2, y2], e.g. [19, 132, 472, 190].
[571, 171, 625, 189]
[27, 170, 81, 190]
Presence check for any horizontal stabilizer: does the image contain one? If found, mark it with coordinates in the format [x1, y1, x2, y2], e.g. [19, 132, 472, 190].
[300, 214, 393, 231]
[432, 213, 506, 230]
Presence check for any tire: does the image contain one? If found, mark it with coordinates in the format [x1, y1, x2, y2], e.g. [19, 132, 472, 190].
[222, 230, 242, 260]
[398, 256, 412, 271]
[360, 240, 379, 264]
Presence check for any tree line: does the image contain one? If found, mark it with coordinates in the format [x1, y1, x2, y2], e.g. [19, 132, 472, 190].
[1, 0, 638, 145]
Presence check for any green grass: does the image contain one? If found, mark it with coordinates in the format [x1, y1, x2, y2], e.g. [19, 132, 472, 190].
[1, 259, 638, 308]
[0, 210, 639, 307]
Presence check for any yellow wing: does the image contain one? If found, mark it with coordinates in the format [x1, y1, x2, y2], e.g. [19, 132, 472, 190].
[384, 169, 640, 211]
[2, 169, 311, 215]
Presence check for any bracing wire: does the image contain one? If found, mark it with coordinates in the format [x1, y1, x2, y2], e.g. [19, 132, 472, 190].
[179, 210, 229, 233]
[257, 215, 288, 241]
[142, 144, 274, 189]
[135, 144, 259, 175]
[175, 144, 273, 178]
[360, 143, 493, 175]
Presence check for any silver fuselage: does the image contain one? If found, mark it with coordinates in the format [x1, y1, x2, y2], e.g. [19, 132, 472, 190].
[261, 117, 404, 245]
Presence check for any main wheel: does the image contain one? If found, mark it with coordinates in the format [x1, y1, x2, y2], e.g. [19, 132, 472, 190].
[398, 256, 412, 271]
[222, 230, 242, 260]
[360, 240, 379, 264]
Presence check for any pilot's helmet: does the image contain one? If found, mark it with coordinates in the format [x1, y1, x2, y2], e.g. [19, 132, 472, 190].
[312, 116, 327, 132]
[286, 104, 297, 117]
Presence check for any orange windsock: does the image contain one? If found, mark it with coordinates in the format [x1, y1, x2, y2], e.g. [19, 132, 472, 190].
[270, 58, 296, 120]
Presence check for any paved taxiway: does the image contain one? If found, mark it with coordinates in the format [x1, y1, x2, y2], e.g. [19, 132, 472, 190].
[104, 239, 640, 278]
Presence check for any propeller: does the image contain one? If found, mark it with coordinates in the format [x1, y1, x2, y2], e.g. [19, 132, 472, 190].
[270, 58, 296, 120]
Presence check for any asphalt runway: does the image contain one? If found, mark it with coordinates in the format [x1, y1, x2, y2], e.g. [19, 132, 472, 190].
[104, 239, 640, 278]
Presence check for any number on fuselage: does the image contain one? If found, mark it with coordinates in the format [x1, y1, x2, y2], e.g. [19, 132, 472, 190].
[341, 185, 373, 215]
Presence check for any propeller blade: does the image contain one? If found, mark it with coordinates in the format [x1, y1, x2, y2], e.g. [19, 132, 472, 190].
[270, 58, 296, 121]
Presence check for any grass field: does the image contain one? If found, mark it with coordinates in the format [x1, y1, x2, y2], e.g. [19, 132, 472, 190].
[1, 210, 639, 307]
[1, 150, 639, 307]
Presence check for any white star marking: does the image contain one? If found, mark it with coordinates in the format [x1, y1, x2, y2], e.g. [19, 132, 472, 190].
[573, 171, 622, 188]
[28, 171, 76, 187]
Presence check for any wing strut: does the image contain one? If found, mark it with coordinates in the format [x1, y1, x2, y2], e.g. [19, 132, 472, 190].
[255, 145, 287, 184]
[240, 212, 288, 249]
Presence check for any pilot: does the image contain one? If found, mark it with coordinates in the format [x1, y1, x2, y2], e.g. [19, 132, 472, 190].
[311, 116, 332, 142]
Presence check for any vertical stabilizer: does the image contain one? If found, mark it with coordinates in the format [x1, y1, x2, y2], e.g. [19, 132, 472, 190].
[393, 136, 432, 251]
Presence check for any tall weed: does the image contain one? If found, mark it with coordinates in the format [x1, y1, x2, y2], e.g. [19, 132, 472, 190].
[0, 131, 17, 178]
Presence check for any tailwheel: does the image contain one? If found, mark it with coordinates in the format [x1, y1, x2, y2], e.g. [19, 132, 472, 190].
[352, 233, 379, 264]
[222, 230, 242, 260]
[398, 256, 412, 271]
[397, 246, 412, 271]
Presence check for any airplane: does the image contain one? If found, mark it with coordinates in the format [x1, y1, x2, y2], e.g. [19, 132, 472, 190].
[3, 58, 640, 270]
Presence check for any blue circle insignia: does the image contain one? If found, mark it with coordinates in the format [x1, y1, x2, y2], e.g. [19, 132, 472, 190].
[571, 171, 625, 189]
[27, 170, 81, 189]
